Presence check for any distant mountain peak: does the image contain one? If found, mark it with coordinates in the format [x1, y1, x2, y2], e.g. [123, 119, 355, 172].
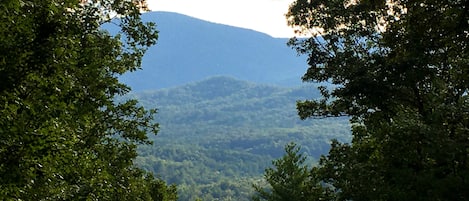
[119, 11, 307, 91]
[186, 76, 253, 88]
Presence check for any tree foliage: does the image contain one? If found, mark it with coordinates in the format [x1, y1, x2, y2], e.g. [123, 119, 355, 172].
[252, 143, 333, 201]
[287, 0, 468, 200]
[0, 0, 176, 200]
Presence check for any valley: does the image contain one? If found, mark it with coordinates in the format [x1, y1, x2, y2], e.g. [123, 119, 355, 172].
[127, 77, 351, 200]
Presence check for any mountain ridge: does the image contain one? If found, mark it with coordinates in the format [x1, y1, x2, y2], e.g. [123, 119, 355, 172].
[116, 11, 308, 91]
[130, 76, 340, 139]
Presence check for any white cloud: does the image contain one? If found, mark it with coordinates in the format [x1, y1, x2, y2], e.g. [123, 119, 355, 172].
[146, 0, 297, 38]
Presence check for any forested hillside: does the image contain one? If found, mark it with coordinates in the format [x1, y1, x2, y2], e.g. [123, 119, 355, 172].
[125, 76, 351, 200]
[3, 0, 466, 200]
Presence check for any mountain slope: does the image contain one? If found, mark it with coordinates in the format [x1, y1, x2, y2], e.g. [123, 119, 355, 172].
[133, 76, 323, 130]
[129, 76, 351, 200]
[116, 12, 308, 91]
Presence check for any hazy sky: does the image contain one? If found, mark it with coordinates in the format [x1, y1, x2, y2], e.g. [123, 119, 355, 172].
[147, 0, 297, 38]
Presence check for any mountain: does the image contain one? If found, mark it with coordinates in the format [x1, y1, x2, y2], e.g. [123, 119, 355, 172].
[127, 76, 351, 200]
[135, 76, 320, 129]
[115, 11, 308, 91]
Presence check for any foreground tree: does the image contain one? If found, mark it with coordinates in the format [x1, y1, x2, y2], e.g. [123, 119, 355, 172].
[287, 0, 468, 200]
[0, 0, 176, 200]
[252, 143, 333, 201]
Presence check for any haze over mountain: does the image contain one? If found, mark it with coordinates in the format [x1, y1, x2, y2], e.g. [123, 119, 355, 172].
[117, 11, 308, 91]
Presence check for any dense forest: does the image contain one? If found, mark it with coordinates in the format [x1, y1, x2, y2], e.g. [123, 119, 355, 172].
[127, 76, 351, 200]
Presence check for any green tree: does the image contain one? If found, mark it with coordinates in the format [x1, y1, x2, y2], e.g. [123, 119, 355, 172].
[287, 0, 468, 200]
[0, 0, 176, 200]
[252, 143, 333, 201]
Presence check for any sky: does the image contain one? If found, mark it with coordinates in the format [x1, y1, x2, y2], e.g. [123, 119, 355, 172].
[146, 0, 297, 38]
